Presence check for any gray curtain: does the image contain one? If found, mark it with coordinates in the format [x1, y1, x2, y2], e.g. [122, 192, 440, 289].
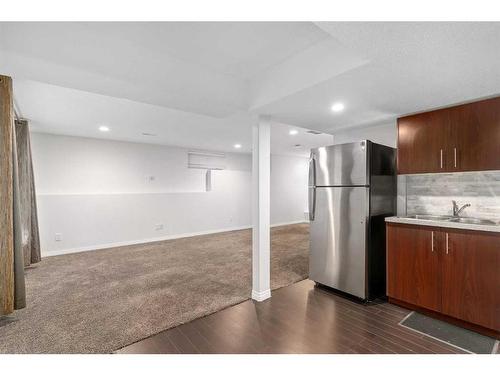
[12, 126, 27, 309]
[15, 120, 41, 266]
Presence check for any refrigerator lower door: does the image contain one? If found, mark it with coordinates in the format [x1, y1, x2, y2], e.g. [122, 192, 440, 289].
[309, 186, 368, 299]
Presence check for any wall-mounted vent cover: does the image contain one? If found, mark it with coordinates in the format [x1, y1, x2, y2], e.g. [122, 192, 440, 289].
[188, 150, 226, 170]
[306, 130, 323, 135]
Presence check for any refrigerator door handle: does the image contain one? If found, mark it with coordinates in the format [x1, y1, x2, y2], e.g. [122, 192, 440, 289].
[308, 155, 316, 188]
[308, 156, 316, 221]
[308, 187, 316, 221]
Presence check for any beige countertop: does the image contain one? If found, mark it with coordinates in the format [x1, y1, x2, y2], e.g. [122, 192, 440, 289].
[385, 216, 500, 233]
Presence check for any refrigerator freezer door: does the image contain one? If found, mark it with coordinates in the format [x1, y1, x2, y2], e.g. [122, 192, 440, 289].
[311, 141, 368, 186]
[309, 186, 368, 299]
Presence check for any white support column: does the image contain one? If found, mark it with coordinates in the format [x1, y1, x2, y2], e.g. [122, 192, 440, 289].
[251, 115, 271, 302]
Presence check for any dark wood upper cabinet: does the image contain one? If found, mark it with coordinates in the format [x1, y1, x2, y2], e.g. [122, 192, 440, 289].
[397, 96, 500, 174]
[397, 110, 450, 174]
[449, 97, 500, 172]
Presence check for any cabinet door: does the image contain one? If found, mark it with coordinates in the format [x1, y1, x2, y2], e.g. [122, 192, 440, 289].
[397, 110, 449, 174]
[442, 230, 500, 331]
[448, 97, 500, 172]
[387, 225, 441, 311]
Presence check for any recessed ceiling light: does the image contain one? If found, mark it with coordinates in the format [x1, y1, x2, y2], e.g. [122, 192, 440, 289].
[331, 102, 345, 113]
[98, 125, 110, 132]
[234, 144, 242, 149]
[289, 129, 299, 135]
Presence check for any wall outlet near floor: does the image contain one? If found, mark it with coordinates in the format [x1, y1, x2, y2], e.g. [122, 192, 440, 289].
[155, 224, 164, 231]
[55, 233, 62, 242]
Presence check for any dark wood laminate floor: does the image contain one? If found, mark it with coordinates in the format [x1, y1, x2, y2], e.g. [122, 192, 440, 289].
[116, 280, 473, 354]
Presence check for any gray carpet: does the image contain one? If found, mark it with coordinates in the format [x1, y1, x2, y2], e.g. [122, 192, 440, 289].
[0, 224, 309, 353]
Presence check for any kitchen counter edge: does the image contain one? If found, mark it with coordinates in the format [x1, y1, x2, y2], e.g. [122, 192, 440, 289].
[385, 216, 500, 233]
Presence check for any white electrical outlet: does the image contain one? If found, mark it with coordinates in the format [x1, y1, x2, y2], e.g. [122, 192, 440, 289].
[55, 233, 62, 242]
[155, 224, 164, 231]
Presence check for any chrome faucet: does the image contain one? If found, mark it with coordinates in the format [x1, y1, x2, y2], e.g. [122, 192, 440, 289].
[452, 200, 471, 217]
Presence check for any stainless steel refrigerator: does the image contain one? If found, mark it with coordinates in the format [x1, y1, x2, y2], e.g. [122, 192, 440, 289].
[308, 140, 396, 301]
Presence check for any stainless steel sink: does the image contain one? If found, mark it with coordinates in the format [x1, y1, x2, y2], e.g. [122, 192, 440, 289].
[405, 214, 454, 221]
[450, 217, 497, 225]
[404, 214, 498, 226]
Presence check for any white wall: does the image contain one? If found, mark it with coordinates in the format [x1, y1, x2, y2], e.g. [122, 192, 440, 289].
[332, 122, 397, 148]
[271, 154, 309, 224]
[32, 133, 253, 194]
[31, 133, 308, 256]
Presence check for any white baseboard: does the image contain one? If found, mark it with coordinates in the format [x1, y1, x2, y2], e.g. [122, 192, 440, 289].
[42, 221, 309, 257]
[270, 220, 308, 228]
[251, 289, 271, 302]
[43, 225, 252, 257]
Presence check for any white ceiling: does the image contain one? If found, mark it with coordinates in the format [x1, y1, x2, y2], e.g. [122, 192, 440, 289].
[2, 22, 500, 154]
[14, 80, 332, 156]
[259, 22, 500, 132]
[270, 122, 333, 157]
[0, 22, 330, 118]
[13, 79, 251, 151]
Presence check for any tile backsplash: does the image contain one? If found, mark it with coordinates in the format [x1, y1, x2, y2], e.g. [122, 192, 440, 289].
[397, 171, 500, 222]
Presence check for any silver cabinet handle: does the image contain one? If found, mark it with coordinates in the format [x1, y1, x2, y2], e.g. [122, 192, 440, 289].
[431, 231, 434, 252]
[446, 233, 449, 254]
[454, 148, 457, 168]
[440, 149, 443, 169]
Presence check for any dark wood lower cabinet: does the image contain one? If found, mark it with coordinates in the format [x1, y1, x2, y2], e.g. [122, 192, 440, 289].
[387, 223, 500, 338]
[443, 229, 500, 332]
[386, 224, 440, 312]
